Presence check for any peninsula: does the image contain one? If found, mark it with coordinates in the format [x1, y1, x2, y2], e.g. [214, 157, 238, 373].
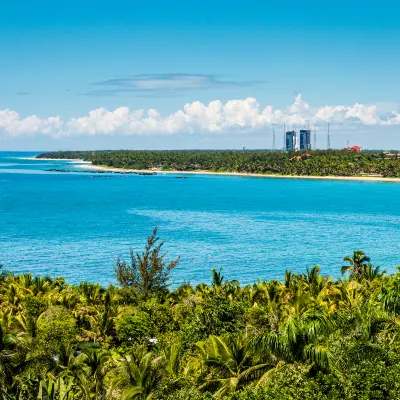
[36, 149, 400, 181]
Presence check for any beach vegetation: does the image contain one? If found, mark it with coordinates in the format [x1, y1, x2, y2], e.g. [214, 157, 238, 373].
[2, 231, 400, 398]
[37, 149, 400, 178]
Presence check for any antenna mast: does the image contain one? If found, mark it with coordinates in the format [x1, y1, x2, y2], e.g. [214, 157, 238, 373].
[327, 123, 331, 149]
[272, 124, 276, 151]
[313, 125, 317, 150]
[283, 123, 286, 150]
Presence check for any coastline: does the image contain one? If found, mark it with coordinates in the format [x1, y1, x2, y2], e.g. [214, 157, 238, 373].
[72, 161, 400, 182]
[29, 157, 90, 163]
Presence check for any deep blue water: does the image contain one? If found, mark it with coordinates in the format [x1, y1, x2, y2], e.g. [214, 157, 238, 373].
[1, 151, 400, 286]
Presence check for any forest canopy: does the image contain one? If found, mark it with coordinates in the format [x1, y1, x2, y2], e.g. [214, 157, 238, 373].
[1, 231, 400, 399]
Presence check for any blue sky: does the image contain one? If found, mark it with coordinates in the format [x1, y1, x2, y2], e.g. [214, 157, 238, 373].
[1, 0, 400, 150]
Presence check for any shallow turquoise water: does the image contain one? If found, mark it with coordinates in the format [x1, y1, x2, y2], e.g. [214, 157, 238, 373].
[1, 151, 400, 286]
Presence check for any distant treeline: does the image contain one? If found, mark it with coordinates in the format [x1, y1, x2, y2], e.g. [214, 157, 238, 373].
[37, 149, 400, 177]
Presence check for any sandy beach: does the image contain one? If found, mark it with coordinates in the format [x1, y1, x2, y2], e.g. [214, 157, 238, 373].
[70, 161, 400, 183]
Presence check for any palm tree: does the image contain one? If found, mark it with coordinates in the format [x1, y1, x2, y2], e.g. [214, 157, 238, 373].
[341, 250, 371, 278]
[85, 292, 117, 342]
[79, 282, 103, 305]
[362, 264, 385, 283]
[0, 324, 29, 389]
[112, 346, 163, 400]
[80, 348, 111, 399]
[196, 334, 271, 397]
[380, 273, 400, 315]
[211, 268, 224, 287]
[252, 310, 334, 375]
[300, 266, 324, 297]
[52, 343, 80, 374]
[14, 312, 39, 338]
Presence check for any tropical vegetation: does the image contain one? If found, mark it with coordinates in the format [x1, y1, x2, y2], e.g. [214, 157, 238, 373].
[36, 149, 400, 177]
[2, 230, 400, 398]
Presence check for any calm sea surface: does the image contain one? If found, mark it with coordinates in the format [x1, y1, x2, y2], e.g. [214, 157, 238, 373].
[1, 151, 400, 286]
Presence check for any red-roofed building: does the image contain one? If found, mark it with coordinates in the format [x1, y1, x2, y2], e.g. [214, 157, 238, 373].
[347, 146, 362, 153]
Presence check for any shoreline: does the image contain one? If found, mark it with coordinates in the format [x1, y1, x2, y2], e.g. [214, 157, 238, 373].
[71, 161, 400, 182]
[29, 157, 90, 163]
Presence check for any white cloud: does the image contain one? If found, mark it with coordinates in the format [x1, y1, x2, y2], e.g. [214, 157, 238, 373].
[0, 109, 62, 137]
[1, 95, 400, 138]
[87, 73, 263, 96]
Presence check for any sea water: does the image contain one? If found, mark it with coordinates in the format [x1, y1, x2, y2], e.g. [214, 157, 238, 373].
[1, 151, 400, 287]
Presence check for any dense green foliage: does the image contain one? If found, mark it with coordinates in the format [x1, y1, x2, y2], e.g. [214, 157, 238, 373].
[37, 149, 400, 177]
[3, 238, 400, 398]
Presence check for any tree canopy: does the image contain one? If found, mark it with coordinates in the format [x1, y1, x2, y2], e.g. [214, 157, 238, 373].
[2, 236, 400, 398]
[37, 149, 400, 178]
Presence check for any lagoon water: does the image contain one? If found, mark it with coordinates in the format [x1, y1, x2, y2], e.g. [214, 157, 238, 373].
[1, 151, 400, 286]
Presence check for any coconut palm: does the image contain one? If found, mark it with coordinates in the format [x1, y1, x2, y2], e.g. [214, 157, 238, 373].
[79, 282, 104, 306]
[112, 346, 164, 400]
[380, 274, 400, 315]
[0, 324, 29, 389]
[85, 291, 117, 342]
[341, 250, 371, 278]
[211, 268, 224, 287]
[300, 265, 327, 298]
[253, 310, 334, 374]
[80, 348, 111, 399]
[362, 264, 385, 283]
[196, 334, 272, 397]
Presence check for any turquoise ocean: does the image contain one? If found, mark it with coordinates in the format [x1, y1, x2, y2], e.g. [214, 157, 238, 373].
[1, 151, 400, 286]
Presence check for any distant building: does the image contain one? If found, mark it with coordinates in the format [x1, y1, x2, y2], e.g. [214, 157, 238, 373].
[383, 151, 399, 159]
[299, 130, 311, 150]
[347, 146, 362, 153]
[285, 131, 297, 152]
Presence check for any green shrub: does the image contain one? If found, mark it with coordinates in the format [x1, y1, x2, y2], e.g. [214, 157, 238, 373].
[116, 310, 155, 343]
[36, 306, 76, 354]
[22, 294, 47, 317]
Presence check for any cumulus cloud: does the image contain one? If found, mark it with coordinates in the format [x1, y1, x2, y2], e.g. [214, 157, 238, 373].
[1, 95, 400, 138]
[0, 109, 62, 137]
